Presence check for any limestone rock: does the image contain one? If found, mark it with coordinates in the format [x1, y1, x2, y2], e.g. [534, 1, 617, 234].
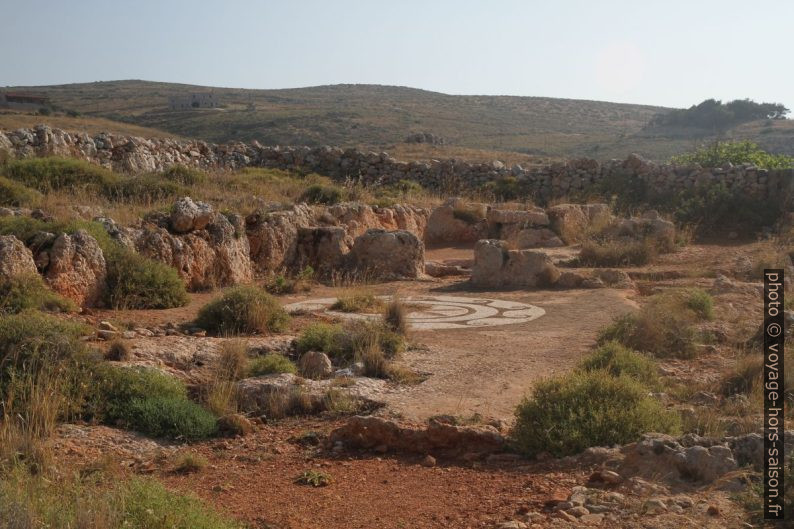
[349, 229, 424, 279]
[245, 204, 315, 272]
[299, 351, 334, 380]
[0, 235, 37, 279]
[44, 230, 107, 307]
[170, 196, 213, 233]
[426, 198, 488, 244]
[471, 240, 560, 289]
[294, 226, 352, 276]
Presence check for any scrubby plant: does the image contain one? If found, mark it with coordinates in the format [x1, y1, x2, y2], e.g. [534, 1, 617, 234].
[578, 238, 656, 267]
[384, 297, 408, 335]
[295, 322, 343, 355]
[680, 287, 714, 320]
[248, 353, 297, 377]
[513, 370, 680, 457]
[105, 339, 131, 361]
[299, 184, 342, 205]
[331, 289, 383, 313]
[173, 451, 208, 474]
[3, 156, 119, 192]
[216, 340, 249, 380]
[265, 266, 314, 295]
[0, 274, 76, 315]
[720, 355, 763, 396]
[104, 247, 188, 309]
[195, 286, 289, 335]
[671, 140, 794, 170]
[295, 320, 405, 364]
[103, 175, 188, 203]
[89, 366, 217, 441]
[598, 290, 710, 359]
[294, 470, 332, 487]
[579, 341, 659, 387]
[160, 165, 208, 186]
[0, 176, 41, 207]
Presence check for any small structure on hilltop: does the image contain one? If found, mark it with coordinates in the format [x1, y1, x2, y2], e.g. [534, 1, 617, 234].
[0, 91, 50, 111]
[168, 93, 219, 110]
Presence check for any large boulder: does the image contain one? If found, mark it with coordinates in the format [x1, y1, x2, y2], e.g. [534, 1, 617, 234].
[349, 229, 425, 280]
[169, 196, 213, 233]
[245, 204, 315, 272]
[471, 239, 560, 289]
[45, 230, 107, 307]
[547, 203, 612, 243]
[0, 235, 37, 279]
[426, 198, 488, 244]
[294, 226, 352, 276]
[299, 351, 334, 379]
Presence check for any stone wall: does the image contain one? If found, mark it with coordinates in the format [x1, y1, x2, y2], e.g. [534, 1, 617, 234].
[2, 125, 792, 201]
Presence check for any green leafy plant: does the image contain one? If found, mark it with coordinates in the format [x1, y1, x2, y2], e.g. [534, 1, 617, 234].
[294, 470, 332, 487]
[0, 274, 76, 315]
[195, 286, 289, 335]
[248, 353, 297, 377]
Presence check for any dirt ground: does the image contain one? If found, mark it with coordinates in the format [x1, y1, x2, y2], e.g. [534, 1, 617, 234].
[61, 241, 776, 528]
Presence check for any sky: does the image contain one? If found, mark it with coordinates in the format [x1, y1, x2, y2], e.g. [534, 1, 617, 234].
[2, 0, 792, 109]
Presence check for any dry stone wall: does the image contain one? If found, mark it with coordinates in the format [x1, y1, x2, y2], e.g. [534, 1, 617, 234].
[2, 125, 791, 200]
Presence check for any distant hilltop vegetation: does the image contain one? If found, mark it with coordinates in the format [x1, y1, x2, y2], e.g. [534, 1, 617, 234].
[3, 80, 793, 161]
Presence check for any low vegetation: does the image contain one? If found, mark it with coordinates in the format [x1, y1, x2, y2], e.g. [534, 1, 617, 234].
[0, 176, 42, 207]
[3, 157, 118, 193]
[0, 274, 76, 315]
[195, 286, 289, 335]
[513, 370, 679, 457]
[579, 341, 660, 388]
[650, 99, 788, 132]
[104, 246, 188, 309]
[578, 238, 658, 267]
[331, 288, 383, 313]
[265, 266, 314, 295]
[248, 353, 297, 377]
[598, 289, 713, 359]
[89, 366, 218, 441]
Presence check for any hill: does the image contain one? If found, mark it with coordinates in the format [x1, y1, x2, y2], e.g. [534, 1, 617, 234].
[5, 80, 794, 161]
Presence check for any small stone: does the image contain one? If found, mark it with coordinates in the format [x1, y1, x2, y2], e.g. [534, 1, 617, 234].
[566, 505, 590, 517]
[554, 501, 574, 511]
[121, 330, 136, 339]
[420, 455, 436, 467]
[555, 510, 578, 522]
[522, 512, 544, 523]
[497, 522, 527, 529]
[192, 329, 207, 337]
[98, 321, 117, 332]
[706, 505, 720, 516]
[642, 498, 668, 515]
[598, 470, 621, 485]
[97, 329, 117, 341]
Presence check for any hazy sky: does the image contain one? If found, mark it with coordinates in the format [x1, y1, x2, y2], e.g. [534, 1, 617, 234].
[2, 0, 791, 109]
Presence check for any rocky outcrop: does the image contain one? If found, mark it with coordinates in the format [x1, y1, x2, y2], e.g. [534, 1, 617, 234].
[2, 126, 790, 200]
[44, 230, 107, 307]
[169, 196, 213, 233]
[426, 198, 488, 244]
[471, 239, 560, 289]
[133, 208, 252, 290]
[547, 203, 612, 243]
[0, 235, 37, 279]
[245, 204, 315, 272]
[293, 227, 352, 277]
[328, 416, 505, 456]
[349, 229, 425, 280]
[603, 210, 676, 248]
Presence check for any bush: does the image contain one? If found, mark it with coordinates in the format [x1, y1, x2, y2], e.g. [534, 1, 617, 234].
[598, 291, 709, 359]
[513, 370, 679, 457]
[579, 341, 659, 387]
[265, 266, 314, 295]
[105, 247, 188, 309]
[680, 288, 714, 320]
[90, 366, 217, 440]
[331, 289, 383, 313]
[299, 184, 342, 205]
[4, 157, 118, 192]
[295, 320, 405, 364]
[384, 298, 408, 335]
[671, 140, 794, 170]
[0, 274, 76, 315]
[0, 471, 243, 529]
[161, 165, 207, 186]
[105, 339, 131, 361]
[173, 451, 208, 473]
[578, 239, 656, 267]
[248, 353, 297, 376]
[0, 176, 41, 207]
[195, 286, 289, 335]
[103, 175, 188, 203]
[720, 355, 763, 396]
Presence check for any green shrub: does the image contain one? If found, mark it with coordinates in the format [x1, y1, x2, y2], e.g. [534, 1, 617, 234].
[299, 184, 342, 205]
[680, 288, 714, 320]
[103, 175, 188, 203]
[195, 286, 289, 335]
[124, 396, 218, 441]
[331, 289, 383, 313]
[90, 366, 217, 440]
[4, 157, 118, 192]
[295, 320, 404, 364]
[248, 353, 297, 376]
[0, 176, 41, 207]
[160, 165, 207, 186]
[0, 472, 243, 529]
[513, 370, 679, 457]
[671, 140, 794, 170]
[104, 247, 188, 309]
[0, 274, 76, 315]
[579, 341, 659, 387]
[0, 217, 116, 251]
[265, 266, 314, 295]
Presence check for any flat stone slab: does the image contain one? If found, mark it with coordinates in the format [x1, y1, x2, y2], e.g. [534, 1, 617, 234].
[283, 295, 545, 330]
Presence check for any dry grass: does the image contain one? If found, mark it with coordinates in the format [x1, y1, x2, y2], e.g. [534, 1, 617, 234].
[173, 451, 208, 474]
[383, 297, 408, 335]
[330, 288, 384, 313]
[105, 339, 131, 361]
